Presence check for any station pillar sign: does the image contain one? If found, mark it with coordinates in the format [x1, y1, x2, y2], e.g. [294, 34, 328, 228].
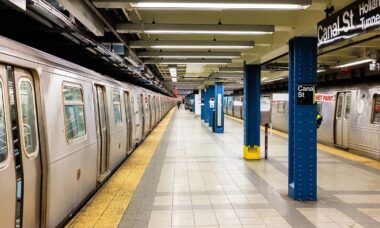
[208, 86, 215, 128]
[243, 64, 261, 160]
[213, 82, 224, 134]
[288, 37, 318, 201]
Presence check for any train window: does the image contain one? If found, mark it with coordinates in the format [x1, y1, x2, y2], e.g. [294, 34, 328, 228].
[317, 102, 323, 114]
[19, 79, 39, 155]
[278, 102, 286, 113]
[344, 94, 352, 119]
[336, 94, 344, 119]
[112, 92, 122, 125]
[372, 94, 380, 124]
[63, 84, 86, 141]
[0, 82, 7, 164]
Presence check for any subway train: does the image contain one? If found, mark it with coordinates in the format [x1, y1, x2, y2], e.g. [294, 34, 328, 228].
[0, 36, 176, 228]
[225, 84, 380, 160]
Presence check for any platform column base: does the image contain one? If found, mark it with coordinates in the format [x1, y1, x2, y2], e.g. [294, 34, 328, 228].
[243, 145, 260, 160]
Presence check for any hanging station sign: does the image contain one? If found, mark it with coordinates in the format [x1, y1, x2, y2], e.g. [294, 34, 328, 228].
[318, 0, 380, 48]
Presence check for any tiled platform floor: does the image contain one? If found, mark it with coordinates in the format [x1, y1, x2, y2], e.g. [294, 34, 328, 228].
[119, 109, 380, 228]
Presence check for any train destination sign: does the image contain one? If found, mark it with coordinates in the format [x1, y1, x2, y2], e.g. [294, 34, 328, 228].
[318, 0, 380, 48]
[297, 84, 316, 105]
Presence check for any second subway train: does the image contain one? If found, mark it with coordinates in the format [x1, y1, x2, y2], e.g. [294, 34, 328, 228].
[225, 84, 380, 160]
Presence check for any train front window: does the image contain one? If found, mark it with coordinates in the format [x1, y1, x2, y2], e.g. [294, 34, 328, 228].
[372, 94, 380, 124]
[0, 82, 7, 164]
[19, 79, 38, 155]
[63, 84, 86, 141]
[112, 92, 122, 125]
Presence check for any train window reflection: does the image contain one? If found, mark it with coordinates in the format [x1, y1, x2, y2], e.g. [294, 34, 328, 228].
[63, 84, 86, 141]
[0, 82, 7, 164]
[372, 94, 380, 124]
[113, 92, 122, 125]
[19, 79, 38, 155]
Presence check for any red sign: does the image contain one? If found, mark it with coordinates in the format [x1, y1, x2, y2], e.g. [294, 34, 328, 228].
[315, 94, 335, 103]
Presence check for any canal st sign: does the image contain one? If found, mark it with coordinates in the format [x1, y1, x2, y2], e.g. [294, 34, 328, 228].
[318, 0, 380, 48]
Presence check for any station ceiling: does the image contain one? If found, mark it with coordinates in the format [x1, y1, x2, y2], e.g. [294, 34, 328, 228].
[4, 0, 379, 93]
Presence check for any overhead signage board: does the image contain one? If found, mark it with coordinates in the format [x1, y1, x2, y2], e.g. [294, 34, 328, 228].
[297, 84, 316, 105]
[318, 0, 380, 48]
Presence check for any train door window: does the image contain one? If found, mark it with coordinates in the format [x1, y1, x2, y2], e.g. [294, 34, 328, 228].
[336, 93, 344, 119]
[317, 102, 323, 114]
[19, 79, 39, 155]
[63, 83, 86, 142]
[278, 102, 286, 113]
[372, 94, 380, 124]
[344, 93, 352, 119]
[0, 81, 7, 164]
[112, 92, 122, 125]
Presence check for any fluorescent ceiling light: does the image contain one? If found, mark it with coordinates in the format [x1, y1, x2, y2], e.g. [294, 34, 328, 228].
[219, 67, 244, 73]
[144, 59, 231, 64]
[129, 40, 255, 50]
[317, 69, 326, 73]
[116, 23, 274, 35]
[264, 77, 285, 82]
[168, 65, 177, 83]
[127, 0, 311, 10]
[138, 51, 241, 59]
[334, 58, 376, 68]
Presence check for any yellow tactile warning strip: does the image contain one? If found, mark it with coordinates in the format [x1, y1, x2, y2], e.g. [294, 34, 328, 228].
[66, 108, 175, 228]
[224, 114, 380, 170]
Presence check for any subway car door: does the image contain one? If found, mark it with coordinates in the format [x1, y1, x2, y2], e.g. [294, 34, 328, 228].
[0, 65, 16, 228]
[13, 68, 41, 227]
[95, 85, 109, 180]
[335, 92, 351, 148]
[124, 92, 132, 152]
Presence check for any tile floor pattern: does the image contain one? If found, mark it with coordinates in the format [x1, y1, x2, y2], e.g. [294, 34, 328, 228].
[119, 110, 380, 228]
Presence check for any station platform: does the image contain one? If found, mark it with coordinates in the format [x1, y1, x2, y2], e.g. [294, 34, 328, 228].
[67, 109, 380, 228]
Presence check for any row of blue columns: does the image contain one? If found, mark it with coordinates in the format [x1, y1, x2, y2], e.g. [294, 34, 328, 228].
[199, 83, 224, 133]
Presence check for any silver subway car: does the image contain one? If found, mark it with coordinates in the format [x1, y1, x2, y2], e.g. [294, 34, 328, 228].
[225, 85, 380, 160]
[0, 36, 175, 228]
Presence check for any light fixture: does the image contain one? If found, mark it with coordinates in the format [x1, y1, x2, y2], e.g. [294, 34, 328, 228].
[263, 77, 286, 83]
[144, 59, 232, 64]
[138, 51, 241, 59]
[116, 23, 274, 35]
[334, 58, 376, 68]
[317, 69, 326, 73]
[168, 65, 178, 83]
[126, 0, 311, 10]
[129, 40, 255, 50]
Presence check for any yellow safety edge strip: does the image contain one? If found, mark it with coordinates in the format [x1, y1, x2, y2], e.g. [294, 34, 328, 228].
[66, 108, 175, 228]
[224, 114, 380, 170]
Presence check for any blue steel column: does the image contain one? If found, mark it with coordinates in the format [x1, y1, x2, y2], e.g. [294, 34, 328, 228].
[204, 87, 209, 123]
[243, 64, 261, 160]
[213, 82, 224, 133]
[201, 89, 205, 121]
[208, 85, 215, 128]
[288, 37, 317, 201]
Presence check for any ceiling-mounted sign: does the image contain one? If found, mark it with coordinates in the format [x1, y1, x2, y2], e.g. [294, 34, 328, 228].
[297, 84, 316, 105]
[317, 0, 380, 48]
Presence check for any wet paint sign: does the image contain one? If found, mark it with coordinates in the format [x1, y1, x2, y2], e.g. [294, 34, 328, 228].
[315, 94, 335, 102]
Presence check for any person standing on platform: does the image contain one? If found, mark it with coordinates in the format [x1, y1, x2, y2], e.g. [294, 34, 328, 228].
[177, 101, 181, 110]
